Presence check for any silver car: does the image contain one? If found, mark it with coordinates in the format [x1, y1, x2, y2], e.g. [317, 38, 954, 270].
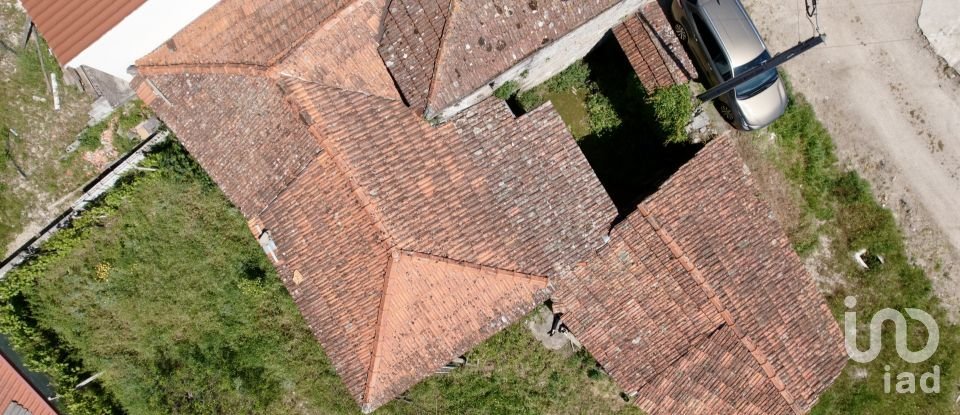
[671, 0, 787, 130]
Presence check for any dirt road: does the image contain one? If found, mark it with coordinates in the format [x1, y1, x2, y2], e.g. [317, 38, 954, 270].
[742, 0, 960, 316]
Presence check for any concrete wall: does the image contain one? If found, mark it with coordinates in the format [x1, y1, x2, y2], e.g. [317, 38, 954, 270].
[65, 0, 218, 81]
[434, 0, 650, 120]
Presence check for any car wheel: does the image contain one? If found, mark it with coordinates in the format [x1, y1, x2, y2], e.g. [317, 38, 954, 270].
[674, 23, 688, 43]
[716, 101, 735, 123]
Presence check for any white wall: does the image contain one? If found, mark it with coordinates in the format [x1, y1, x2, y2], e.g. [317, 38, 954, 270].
[432, 0, 650, 120]
[65, 0, 219, 81]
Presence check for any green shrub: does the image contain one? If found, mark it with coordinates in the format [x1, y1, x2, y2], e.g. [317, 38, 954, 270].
[646, 84, 693, 144]
[546, 61, 591, 93]
[586, 92, 621, 135]
[493, 81, 520, 100]
[77, 121, 106, 152]
[517, 89, 547, 112]
[0, 140, 356, 414]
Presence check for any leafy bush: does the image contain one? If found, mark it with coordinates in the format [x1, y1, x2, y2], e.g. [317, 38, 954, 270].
[545, 61, 591, 93]
[586, 92, 621, 135]
[646, 84, 693, 144]
[493, 81, 520, 100]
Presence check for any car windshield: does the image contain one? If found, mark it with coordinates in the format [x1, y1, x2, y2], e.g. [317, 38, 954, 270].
[733, 51, 778, 99]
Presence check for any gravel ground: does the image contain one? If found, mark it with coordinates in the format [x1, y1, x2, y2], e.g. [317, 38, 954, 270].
[743, 0, 960, 318]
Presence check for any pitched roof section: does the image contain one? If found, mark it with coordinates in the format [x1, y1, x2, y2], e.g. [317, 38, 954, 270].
[257, 152, 391, 405]
[554, 136, 846, 415]
[135, 72, 320, 216]
[635, 326, 792, 414]
[365, 251, 548, 410]
[22, 0, 146, 64]
[1, 351, 58, 415]
[612, 2, 697, 93]
[379, 0, 620, 114]
[378, 0, 453, 110]
[289, 82, 617, 277]
[642, 137, 848, 411]
[137, 0, 347, 68]
[555, 209, 723, 390]
[275, 0, 400, 100]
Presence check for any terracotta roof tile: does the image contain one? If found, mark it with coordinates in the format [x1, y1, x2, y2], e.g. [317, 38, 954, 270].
[554, 136, 846, 415]
[378, 0, 453, 111]
[1, 351, 58, 415]
[365, 251, 549, 410]
[634, 326, 792, 415]
[644, 136, 848, 412]
[274, 0, 400, 100]
[137, 73, 320, 216]
[380, 0, 621, 114]
[137, 0, 348, 68]
[288, 81, 617, 277]
[134, 1, 845, 411]
[257, 152, 390, 404]
[613, 2, 697, 93]
[22, 0, 146, 64]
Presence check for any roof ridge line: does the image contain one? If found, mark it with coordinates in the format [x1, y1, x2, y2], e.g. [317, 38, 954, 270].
[280, 78, 399, 249]
[266, 0, 372, 69]
[362, 249, 400, 411]
[277, 74, 401, 106]
[635, 203, 804, 414]
[137, 62, 268, 77]
[398, 250, 550, 285]
[422, 0, 457, 115]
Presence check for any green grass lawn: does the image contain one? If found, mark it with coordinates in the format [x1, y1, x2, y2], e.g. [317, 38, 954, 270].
[0, 140, 638, 415]
[743, 78, 960, 414]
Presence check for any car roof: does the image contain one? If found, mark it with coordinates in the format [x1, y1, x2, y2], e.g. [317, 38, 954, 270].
[695, 0, 766, 68]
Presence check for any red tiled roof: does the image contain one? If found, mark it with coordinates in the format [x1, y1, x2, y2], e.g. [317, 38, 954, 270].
[134, 1, 844, 412]
[273, 0, 400, 100]
[288, 82, 615, 277]
[134, 72, 320, 217]
[257, 152, 391, 404]
[1, 351, 58, 415]
[554, 136, 847, 415]
[22, 0, 146, 64]
[135, 2, 616, 407]
[613, 2, 697, 93]
[380, 0, 621, 114]
[137, 0, 349, 68]
[366, 251, 548, 409]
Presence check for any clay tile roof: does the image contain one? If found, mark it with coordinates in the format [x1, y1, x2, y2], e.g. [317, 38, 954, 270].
[257, 152, 391, 405]
[288, 81, 617, 277]
[612, 3, 697, 93]
[135, 72, 320, 217]
[134, 0, 844, 411]
[274, 0, 400, 100]
[554, 136, 847, 415]
[137, 0, 349, 68]
[365, 251, 548, 410]
[1, 351, 58, 415]
[21, 0, 146, 64]
[379, 0, 620, 114]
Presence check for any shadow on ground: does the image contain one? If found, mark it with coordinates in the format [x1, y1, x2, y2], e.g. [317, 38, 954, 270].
[578, 36, 703, 215]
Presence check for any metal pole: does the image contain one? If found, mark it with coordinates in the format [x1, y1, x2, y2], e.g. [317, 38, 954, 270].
[697, 35, 825, 103]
